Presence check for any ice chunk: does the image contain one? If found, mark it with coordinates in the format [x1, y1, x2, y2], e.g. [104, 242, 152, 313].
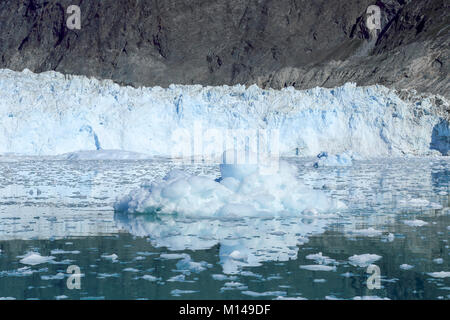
[300, 265, 336, 271]
[141, 275, 160, 282]
[159, 253, 190, 260]
[170, 289, 197, 296]
[313, 151, 355, 167]
[403, 219, 428, 227]
[427, 272, 450, 278]
[347, 227, 382, 237]
[305, 252, 336, 265]
[348, 254, 382, 267]
[176, 256, 212, 274]
[41, 273, 65, 280]
[50, 249, 80, 255]
[19, 252, 55, 266]
[101, 253, 118, 261]
[400, 264, 414, 270]
[241, 291, 286, 297]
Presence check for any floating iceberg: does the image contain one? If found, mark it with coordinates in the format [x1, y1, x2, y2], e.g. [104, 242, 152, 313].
[0, 68, 448, 157]
[114, 155, 346, 273]
[18, 252, 55, 266]
[114, 158, 344, 218]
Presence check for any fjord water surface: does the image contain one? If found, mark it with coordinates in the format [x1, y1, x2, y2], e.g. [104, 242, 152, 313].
[0, 158, 448, 300]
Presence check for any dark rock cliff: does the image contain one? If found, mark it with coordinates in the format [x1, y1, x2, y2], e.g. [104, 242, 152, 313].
[0, 0, 448, 97]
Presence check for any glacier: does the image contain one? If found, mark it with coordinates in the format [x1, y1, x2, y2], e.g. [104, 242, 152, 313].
[0, 68, 448, 157]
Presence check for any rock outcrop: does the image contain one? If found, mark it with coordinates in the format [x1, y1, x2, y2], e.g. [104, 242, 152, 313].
[0, 0, 448, 97]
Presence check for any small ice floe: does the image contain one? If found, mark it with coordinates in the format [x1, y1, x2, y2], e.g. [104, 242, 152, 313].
[50, 249, 80, 255]
[101, 253, 118, 261]
[241, 291, 286, 297]
[305, 252, 336, 265]
[133, 256, 145, 261]
[427, 272, 450, 278]
[403, 219, 428, 227]
[212, 274, 238, 281]
[97, 273, 120, 279]
[123, 268, 140, 272]
[19, 252, 55, 266]
[223, 281, 245, 288]
[167, 275, 189, 282]
[0, 267, 48, 277]
[313, 151, 356, 168]
[135, 251, 158, 257]
[433, 258, 444, 264]
[340, 272, 355, 278]
[300, 265, 336, 272]
[55, 295, 68, 300]
[387, 233, 395, 242]
[141, 275, 161, 282]
[353, 296, 390, 300]
[220, 281, 248, 291]
[399, 198, 442, 209]
[170, 289, 197, 297]
[176, 256, 212, 274]
[80, 296, 105, 300]
[347, 227, 382, 237]
[313, 279, 326, 283]
[400, 264, 414, 270]
[229, 250, 248, 261]
[159, 253, 190, 260]
[51, 259, 75, 266]
[348, 254, 381, 267]
[400, 198, 430, 207]
[275, 296, 307, 300]
[325, 295, 341, 300]
[41, 273, 65, 280]
[0, 297, 16, 300]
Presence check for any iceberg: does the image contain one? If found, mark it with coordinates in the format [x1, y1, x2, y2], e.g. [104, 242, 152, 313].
[0, 68, 448, 157]
[114, 154, 345, 273]
[114, 159, 344, 218]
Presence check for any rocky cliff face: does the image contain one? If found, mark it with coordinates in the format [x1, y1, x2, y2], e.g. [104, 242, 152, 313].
[0, 0, 448, 97]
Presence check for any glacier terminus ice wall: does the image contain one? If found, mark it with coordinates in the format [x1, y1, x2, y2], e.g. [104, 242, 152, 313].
[0, 68, 448, 157]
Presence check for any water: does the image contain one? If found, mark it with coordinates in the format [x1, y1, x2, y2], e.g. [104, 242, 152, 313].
[0, 158, 448, 300]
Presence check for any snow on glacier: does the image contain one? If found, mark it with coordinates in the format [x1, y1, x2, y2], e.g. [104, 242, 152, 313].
[0, 68, 448, 157]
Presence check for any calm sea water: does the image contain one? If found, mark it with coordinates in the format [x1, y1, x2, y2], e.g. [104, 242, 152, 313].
[0, 157, 448, 300]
